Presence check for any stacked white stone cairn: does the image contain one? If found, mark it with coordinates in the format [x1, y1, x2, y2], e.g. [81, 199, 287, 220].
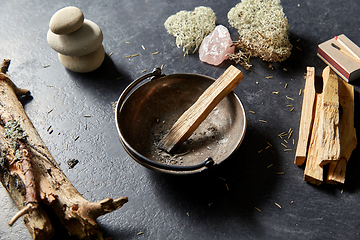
[47, 6, 105, 73]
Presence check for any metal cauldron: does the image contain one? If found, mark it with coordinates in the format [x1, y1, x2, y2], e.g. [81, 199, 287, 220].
[115, 68, 246, 175]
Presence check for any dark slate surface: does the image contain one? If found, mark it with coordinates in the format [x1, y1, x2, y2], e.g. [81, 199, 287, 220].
[1, 0, 360, 239]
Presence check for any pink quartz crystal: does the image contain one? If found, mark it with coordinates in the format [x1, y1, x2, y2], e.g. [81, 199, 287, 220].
[199, 25, 235, 66]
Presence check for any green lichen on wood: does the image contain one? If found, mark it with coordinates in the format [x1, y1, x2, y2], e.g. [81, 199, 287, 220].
[4, 120, 28, 163]
[0, 151, 8, 170]
[4, 120, 28, 149]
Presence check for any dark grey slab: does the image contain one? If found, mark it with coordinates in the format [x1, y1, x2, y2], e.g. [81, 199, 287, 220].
[1, 1, 360, 239]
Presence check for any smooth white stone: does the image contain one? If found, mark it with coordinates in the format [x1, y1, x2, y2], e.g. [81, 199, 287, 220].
[58, 45, 105, 73]
[199, 25, 235, 66]
[49, 6, 84, 35]
[47, 19, 103, 56]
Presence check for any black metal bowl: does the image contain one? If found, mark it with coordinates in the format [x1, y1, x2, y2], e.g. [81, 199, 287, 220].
[115, 68, 246, 175]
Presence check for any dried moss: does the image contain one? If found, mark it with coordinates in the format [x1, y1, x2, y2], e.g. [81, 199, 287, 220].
[164, 6, 216, 55]
[227, 0, 292, 69]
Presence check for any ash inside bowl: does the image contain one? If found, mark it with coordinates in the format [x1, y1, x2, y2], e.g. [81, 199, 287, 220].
[154, 125, 220, 165]
[150, 107, 228, 167]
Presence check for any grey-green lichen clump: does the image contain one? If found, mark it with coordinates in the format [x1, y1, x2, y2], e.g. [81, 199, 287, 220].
[5, 120, 28, 149]
[4, 120, 28, 163]
[228, 0, 292, 69]
[164, 6, 216, 56]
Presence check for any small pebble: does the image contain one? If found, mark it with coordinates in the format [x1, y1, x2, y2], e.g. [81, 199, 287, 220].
[49, 6, 84, 35]
[47, 19, 103, 56]
[67, 158, 79, 169]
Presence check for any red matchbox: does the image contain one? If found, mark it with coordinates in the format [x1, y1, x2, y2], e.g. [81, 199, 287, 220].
[317, 34, 360, 82]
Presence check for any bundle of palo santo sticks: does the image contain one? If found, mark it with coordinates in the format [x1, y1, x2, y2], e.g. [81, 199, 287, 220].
[294, 66, 357, 185]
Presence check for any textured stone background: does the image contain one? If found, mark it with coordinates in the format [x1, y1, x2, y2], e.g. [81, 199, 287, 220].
[1, 1, 360, 239]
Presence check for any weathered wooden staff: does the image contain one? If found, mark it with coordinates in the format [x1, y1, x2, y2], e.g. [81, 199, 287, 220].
[0, 59, 128, 240]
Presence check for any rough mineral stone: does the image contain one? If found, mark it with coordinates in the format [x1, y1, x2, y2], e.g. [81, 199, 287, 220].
[58, 45, 105, 73]
[47, 19, 103, 56]
[49, 6, 84, 35]
[199, 25, 235, 66]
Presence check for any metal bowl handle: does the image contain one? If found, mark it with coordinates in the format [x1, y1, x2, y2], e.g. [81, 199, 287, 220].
[116, 68, 216, 172]
[116, 68, 163, 108]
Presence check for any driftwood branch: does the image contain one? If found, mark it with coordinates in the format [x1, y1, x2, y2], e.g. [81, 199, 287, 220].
[0, 59, 128, 239]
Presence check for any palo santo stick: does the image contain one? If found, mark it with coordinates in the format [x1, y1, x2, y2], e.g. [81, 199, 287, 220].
[158, 65, 244, 153]
[319, 66, 340, 166]
[327, 78, 357, 184]
[304, 93, 323, 185]
[294, 67, 316, 166]
[326, 158, 347, 184]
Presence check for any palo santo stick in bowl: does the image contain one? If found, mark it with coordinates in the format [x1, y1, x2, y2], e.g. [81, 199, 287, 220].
[158, 65, 244, 153]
